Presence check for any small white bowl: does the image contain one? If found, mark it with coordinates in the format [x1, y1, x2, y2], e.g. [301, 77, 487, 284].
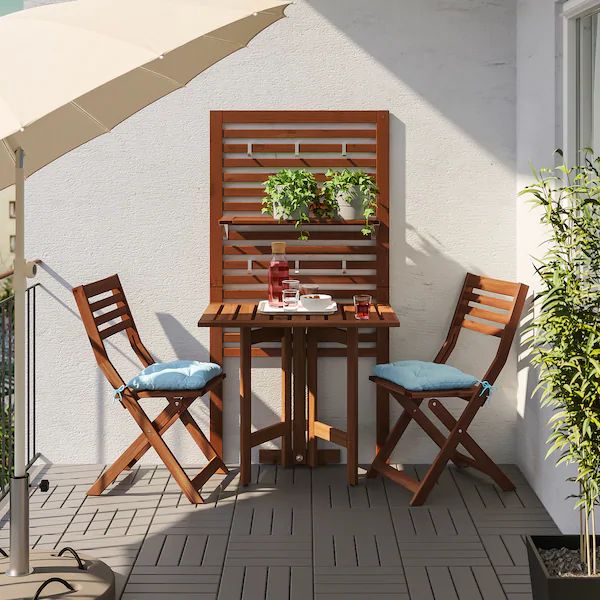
[300, 294, 332, 312]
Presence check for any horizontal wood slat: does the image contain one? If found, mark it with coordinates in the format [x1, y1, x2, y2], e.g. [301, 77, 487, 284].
[223, 128, 376, 138]
[99, 318, 132, 339]
[465, 305, 510, 325]
[223, 172, 357, 183]
[224, 245, 375, 256]
[467, 274, 520, 297]
[94, 305, 128, 326]
[223, 275, 376, 285]
[223, 260, 376, 270]
[226, 230, 371, 241]
[464, 292, 513, 311]
[221, 110, 381, 122]
[222, 289, 374, 300]
[83, 274, 120, 298]
[461, 318, 503, 337]
[223, 347, 378, 358]
[224, 158, 376, 168]
[89, 292, 125, 313]
[223, 143, 376, 153]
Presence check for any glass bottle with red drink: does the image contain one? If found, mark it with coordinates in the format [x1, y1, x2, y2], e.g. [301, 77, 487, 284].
[268, 241, 289, 307]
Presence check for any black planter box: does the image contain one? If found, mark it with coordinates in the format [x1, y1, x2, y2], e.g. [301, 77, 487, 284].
[526, 535, 600, 600]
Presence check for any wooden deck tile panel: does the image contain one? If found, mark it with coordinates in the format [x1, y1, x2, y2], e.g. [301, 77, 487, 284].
[1, 464, 555, 599]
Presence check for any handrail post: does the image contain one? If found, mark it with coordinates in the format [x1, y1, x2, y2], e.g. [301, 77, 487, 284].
[6, 147, 31, 577]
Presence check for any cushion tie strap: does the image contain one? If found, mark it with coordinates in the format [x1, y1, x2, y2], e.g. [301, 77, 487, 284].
[114, 384, 126, 403]
[478, 380, 495, 398]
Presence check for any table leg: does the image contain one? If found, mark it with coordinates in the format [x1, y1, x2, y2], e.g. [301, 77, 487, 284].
[346, 328, 359, 485]
[281, 329, 293, 467]
[240, 327, 252, 486]
[307, 329, 318, 468]
[209, 328, 225, 472]
[292, 327, 307, 465]
[376, 328, 390, 453]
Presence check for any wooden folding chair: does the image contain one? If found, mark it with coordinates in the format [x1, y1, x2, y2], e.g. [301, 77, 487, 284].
[73, 274, 227, 504]
[367, 273, 528, 506]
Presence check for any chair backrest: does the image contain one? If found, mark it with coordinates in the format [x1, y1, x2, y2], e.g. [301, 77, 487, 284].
[434, 273, 529, 386]
[72, 274, 154, 389]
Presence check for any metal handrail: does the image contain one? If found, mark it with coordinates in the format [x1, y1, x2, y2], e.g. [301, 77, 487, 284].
[0, 258, 40, 282]
[0, 284, 39, 499]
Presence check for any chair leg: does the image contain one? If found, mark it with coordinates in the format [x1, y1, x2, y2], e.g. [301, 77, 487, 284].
[366, 404, 418, 478]
[122, 395, 203, 504]
[410, 399, 483, 506]
[87, 401, 187, 496]
[240, 327, 252, 486]
[179, 406, 228, 474]
[429, 399, 514, 491]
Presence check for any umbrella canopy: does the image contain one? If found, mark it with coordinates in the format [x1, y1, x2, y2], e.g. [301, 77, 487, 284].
[0, 0, 288, 190]
[0, 0, 289, 582]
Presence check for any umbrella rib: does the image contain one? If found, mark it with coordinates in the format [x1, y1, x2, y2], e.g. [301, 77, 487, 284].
[1, 139, 16, 165]
[70, 102, 110, 134]
[138, 66, 185, 89]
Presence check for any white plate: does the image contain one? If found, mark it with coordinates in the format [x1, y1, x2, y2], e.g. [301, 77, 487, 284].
[257, 299, 338, 315]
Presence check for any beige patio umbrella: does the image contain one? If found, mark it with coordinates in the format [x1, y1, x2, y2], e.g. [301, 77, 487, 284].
[0, 0, 289, 596]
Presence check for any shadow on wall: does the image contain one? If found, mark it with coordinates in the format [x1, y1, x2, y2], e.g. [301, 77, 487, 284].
[305, 0, 515, 166]
[516, 295, 578, 533]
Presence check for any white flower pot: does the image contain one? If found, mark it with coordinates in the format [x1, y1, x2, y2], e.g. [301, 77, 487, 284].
[272, 200, 306, 221]
[337, 186, 364, 220]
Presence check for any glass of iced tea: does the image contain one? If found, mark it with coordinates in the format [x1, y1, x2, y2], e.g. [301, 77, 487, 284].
[353, 294, 371, 320]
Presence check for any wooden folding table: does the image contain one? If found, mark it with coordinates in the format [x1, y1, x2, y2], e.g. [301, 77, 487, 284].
[198, 302, 399, 485]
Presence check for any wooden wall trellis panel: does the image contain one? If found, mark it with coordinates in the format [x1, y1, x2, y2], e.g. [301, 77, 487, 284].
[209, 110, 390, 362]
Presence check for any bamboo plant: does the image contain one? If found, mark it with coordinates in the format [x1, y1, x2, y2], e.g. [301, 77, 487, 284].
[522, 149, 600, 576]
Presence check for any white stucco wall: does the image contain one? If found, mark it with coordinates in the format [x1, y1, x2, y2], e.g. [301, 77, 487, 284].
[25, 0, 519, 467]
[516, 0, 579, 534]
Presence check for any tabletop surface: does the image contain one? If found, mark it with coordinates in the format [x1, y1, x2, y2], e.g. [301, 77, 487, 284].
[198, 302, 400, 328]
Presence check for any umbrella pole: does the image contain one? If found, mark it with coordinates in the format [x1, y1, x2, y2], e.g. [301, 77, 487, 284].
[6, 147, 30, 577]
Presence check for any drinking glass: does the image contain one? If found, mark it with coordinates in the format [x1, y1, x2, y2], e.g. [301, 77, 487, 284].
[353, 294, 371, 320]
[282, 288, 300, 310]
[282, 279, 300, 291]
[300, 283, 319, 295]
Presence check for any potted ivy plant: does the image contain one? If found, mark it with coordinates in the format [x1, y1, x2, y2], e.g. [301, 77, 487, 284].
[521, 149, 600, 599]
[321, 169, 378, 235]
[262, 169, 318, 240]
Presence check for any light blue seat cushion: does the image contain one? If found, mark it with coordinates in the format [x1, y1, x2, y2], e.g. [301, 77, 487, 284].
[372, 360, 477, 391]
[126, 360, 222, 392]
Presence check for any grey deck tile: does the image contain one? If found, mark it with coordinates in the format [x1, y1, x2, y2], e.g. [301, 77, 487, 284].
[472, 566, 506, 600]
[427, 567, 459, 600]
[1, 463, 558, 599]
[405, 566, 434, 600]
[449, 567, 483, 599]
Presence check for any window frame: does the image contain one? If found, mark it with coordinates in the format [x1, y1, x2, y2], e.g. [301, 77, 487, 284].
[563, 0, 600, 162]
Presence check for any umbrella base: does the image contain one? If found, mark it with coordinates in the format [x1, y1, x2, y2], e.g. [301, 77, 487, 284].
[0, 551, 115, 599]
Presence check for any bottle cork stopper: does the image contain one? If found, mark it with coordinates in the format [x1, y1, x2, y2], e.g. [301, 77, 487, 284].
[271, 241, 286, 254]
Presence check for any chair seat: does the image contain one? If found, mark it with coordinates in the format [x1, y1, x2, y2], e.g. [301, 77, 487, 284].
[125, 360, 223, 393]
[370, 375, 477, 399]
[135, 374, 225, 398]
[372, 360, 478, 393]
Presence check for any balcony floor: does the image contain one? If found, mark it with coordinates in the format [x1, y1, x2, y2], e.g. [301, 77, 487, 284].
[0, 463, 558, 599]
